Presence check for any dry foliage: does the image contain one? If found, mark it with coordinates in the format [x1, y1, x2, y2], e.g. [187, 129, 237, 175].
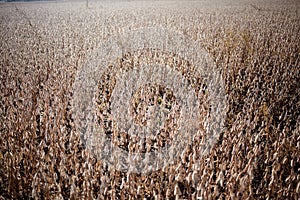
[0, 1, 299, 199]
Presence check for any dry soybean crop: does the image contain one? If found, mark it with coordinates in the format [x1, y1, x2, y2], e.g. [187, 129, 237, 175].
[0, 0, 299, 199]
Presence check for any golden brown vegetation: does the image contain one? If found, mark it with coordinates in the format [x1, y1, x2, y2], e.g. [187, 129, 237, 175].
[0, 1, 299, 199]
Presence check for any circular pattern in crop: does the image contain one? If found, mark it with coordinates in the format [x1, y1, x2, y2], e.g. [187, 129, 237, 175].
[72, 27, 227, 174]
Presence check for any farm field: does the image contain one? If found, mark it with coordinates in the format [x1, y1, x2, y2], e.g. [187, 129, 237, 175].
[0, 0, 299, 199]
